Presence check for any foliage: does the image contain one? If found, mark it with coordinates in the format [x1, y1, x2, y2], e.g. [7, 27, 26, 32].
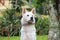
[0, 0, 50, 36]
[31, 0, 48, 14]
[0, 9, 21, 36]
[11, 0, 24, 12]
[0, 10, 50, 35]
[35, 15, 50, 35]
[0, 9, 21, 27]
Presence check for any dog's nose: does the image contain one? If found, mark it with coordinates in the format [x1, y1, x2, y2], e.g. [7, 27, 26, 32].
[31, 17, 33, 21]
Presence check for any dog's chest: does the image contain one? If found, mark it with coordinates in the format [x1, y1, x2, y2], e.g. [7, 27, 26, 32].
[21, 25, 36, 32]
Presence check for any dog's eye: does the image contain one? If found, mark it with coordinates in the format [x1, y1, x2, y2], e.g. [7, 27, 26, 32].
[27, 15, 29, 16]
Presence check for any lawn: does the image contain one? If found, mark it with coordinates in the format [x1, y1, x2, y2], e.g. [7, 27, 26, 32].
[0, 35, 48, 40]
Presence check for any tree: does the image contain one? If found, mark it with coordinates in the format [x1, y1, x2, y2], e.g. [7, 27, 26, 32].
[55, 0, 60, 39]
[48, 0, 59, 40]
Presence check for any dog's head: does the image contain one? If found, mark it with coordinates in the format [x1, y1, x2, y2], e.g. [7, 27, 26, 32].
[22, 8, 36, 24]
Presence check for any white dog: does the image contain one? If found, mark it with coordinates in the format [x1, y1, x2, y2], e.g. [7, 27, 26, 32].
[21, 8, 36, 40]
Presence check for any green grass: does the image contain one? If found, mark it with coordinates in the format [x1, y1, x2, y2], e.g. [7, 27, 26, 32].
[37, 35, 48, 40]
[0, 35, 48, 40]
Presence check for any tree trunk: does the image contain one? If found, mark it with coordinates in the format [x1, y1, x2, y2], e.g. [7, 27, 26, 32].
[58, 0, 60, 39]
[56, 0, 60, 39]
[48, 1, 59, 40]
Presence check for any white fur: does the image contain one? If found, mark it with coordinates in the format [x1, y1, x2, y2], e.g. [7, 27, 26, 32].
[21, 8, 36, 40]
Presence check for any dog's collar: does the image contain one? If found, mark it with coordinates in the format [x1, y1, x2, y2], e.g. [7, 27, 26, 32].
[22, 23, 35, 26]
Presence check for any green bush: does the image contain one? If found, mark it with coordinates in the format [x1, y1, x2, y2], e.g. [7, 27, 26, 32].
[0, 9, 50, 36]
[35, 15, 50, 35]
[0, 9, 21, 36]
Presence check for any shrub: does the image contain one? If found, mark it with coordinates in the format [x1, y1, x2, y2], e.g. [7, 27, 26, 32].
[35, 15, 50, 35]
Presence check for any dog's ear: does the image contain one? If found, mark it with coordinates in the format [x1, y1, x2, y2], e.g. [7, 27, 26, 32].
[31, 8, 36, 14]
[22, 8, 27, 15]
